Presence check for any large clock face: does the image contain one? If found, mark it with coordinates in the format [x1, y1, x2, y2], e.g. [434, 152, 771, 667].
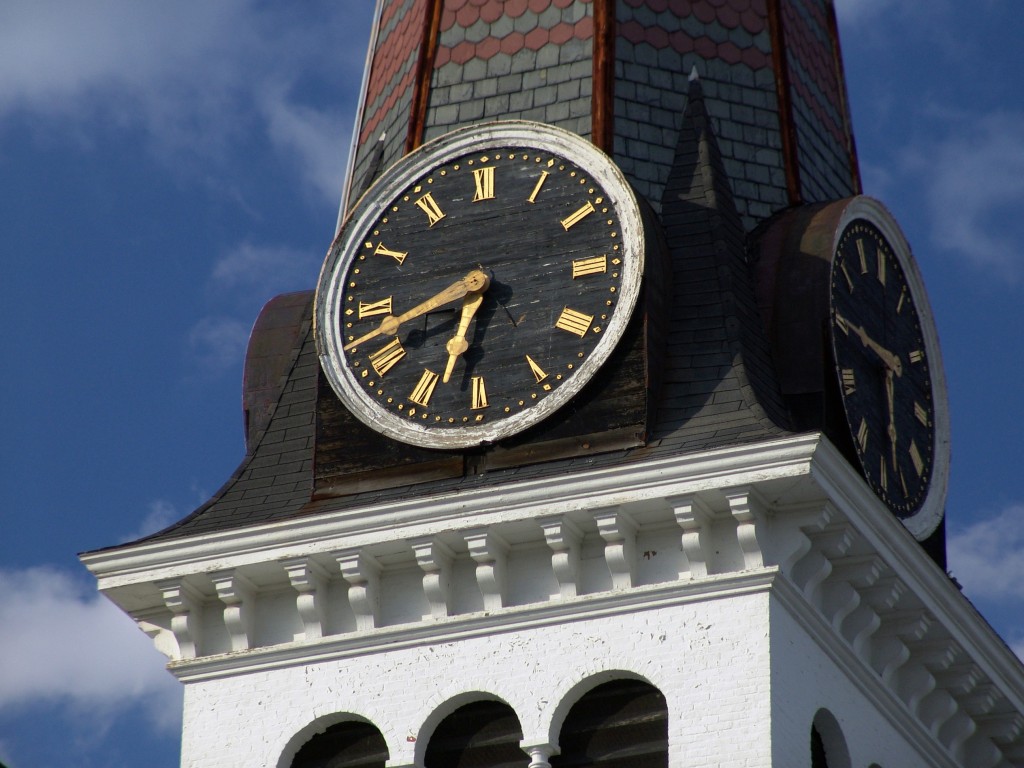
[830, 218, 935, 517]
[316, 122, 644, 449]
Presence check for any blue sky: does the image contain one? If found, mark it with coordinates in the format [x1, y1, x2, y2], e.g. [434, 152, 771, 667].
[1, 2, 1022, 766]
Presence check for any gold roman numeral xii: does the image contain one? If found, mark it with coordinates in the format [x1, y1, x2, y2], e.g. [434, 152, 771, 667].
[472, 167, 495, 202]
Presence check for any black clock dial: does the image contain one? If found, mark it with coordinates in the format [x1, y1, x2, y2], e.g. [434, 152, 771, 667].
[831, 219, 935, 516]
[316, 122, 645, 449]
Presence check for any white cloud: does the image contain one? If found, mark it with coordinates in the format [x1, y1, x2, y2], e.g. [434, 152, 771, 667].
[120, 499, 180, 543]
[948, 504, 1024, 602]
[188, 315, 251, 376]
[904, 112, 1024, 280]
[188, 242, 319, 376]
[0, 566, 181, 731]
[260, 83, 351, 206]
[833, 0, 900, 26]
[0, 0, 369, 205]
[210, 242, 320, 298]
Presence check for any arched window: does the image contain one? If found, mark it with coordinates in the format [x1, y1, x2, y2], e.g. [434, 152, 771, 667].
[290, 719, 388, 768]
[551, 679, 668, 767]
[810, 709, 850, 768]
[424, 699, 527, 768]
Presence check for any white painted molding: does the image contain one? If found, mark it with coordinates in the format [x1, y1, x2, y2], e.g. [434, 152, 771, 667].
[281, 557, 331, 641]
[210, 570, 257, 652]
[410, 536, 456, 619]
[539, 515, 583, 599]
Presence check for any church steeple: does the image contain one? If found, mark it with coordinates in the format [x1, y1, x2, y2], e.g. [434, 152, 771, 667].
[344, 0, 859, 229]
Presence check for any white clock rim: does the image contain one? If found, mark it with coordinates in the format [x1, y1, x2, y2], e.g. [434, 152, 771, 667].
[831, 195, 950, 540]
[315, 120, 646, 450]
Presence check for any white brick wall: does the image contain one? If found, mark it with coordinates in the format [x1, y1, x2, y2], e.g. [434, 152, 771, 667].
[181, 591, 774, 768]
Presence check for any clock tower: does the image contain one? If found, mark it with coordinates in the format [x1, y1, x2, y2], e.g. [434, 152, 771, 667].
[83, 2, 1024, 767]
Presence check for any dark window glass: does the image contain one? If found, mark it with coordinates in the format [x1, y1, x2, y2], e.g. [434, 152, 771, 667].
[424, 700, 527, 768]
[551, 679, 668, 768]
[291, 720, 388, 768]
[811, 724, 828, 768]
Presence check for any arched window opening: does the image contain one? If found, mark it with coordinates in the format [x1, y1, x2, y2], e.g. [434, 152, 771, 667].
[551, 678, 668, 767]
[290, 719, 388, 768]
[811, 725, 828, 768]
[810, 709, 850, 768]
[424, 699, 527, 768]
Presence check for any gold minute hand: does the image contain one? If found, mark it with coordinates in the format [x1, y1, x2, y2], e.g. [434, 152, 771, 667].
[343, 269, 490, 352]
[835, 312, 903, 376]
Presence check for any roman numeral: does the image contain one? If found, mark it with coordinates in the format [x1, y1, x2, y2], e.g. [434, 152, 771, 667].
[555, 307, 593, 337]
[841, 368, 856, 395]
[840, 262, 854, 292]
[560, 201, 595, 231]
[856, 238, 868, 274]
[897, 286, 907, 314]
[358, 296, 392, 319]
[857, 418, 869, 452]
[909, 350, 924, 364]
[909, 440, 924, 477]
[877, 250, 887, 286]
[409, 369, 439, 406]
[879, 457, 888, 492]
[527, 171, 549, 203]
[472, 167, 495, 202]
[415, 192, 446, 226]
[374, 242, 407, 265]
[572, 255, 607, 279]
[914, 401, 930, 427]
[471, 376, 488, 409]
[526, 355, 549, 384]
[367, 338, 406, 377]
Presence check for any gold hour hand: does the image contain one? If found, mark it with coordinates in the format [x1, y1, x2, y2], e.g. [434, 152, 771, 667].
[443, 290, 486, 383]
[343, 269, 489, 351]
[835, 312, 903, 376]
[885, 367, 898, 471]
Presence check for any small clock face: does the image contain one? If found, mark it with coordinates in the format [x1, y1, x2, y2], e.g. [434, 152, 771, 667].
[316, 122, 644, 449]
[831, 219, 935, 516]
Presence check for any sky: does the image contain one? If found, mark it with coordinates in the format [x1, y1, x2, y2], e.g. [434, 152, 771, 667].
[1, 1, 1023, 766]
